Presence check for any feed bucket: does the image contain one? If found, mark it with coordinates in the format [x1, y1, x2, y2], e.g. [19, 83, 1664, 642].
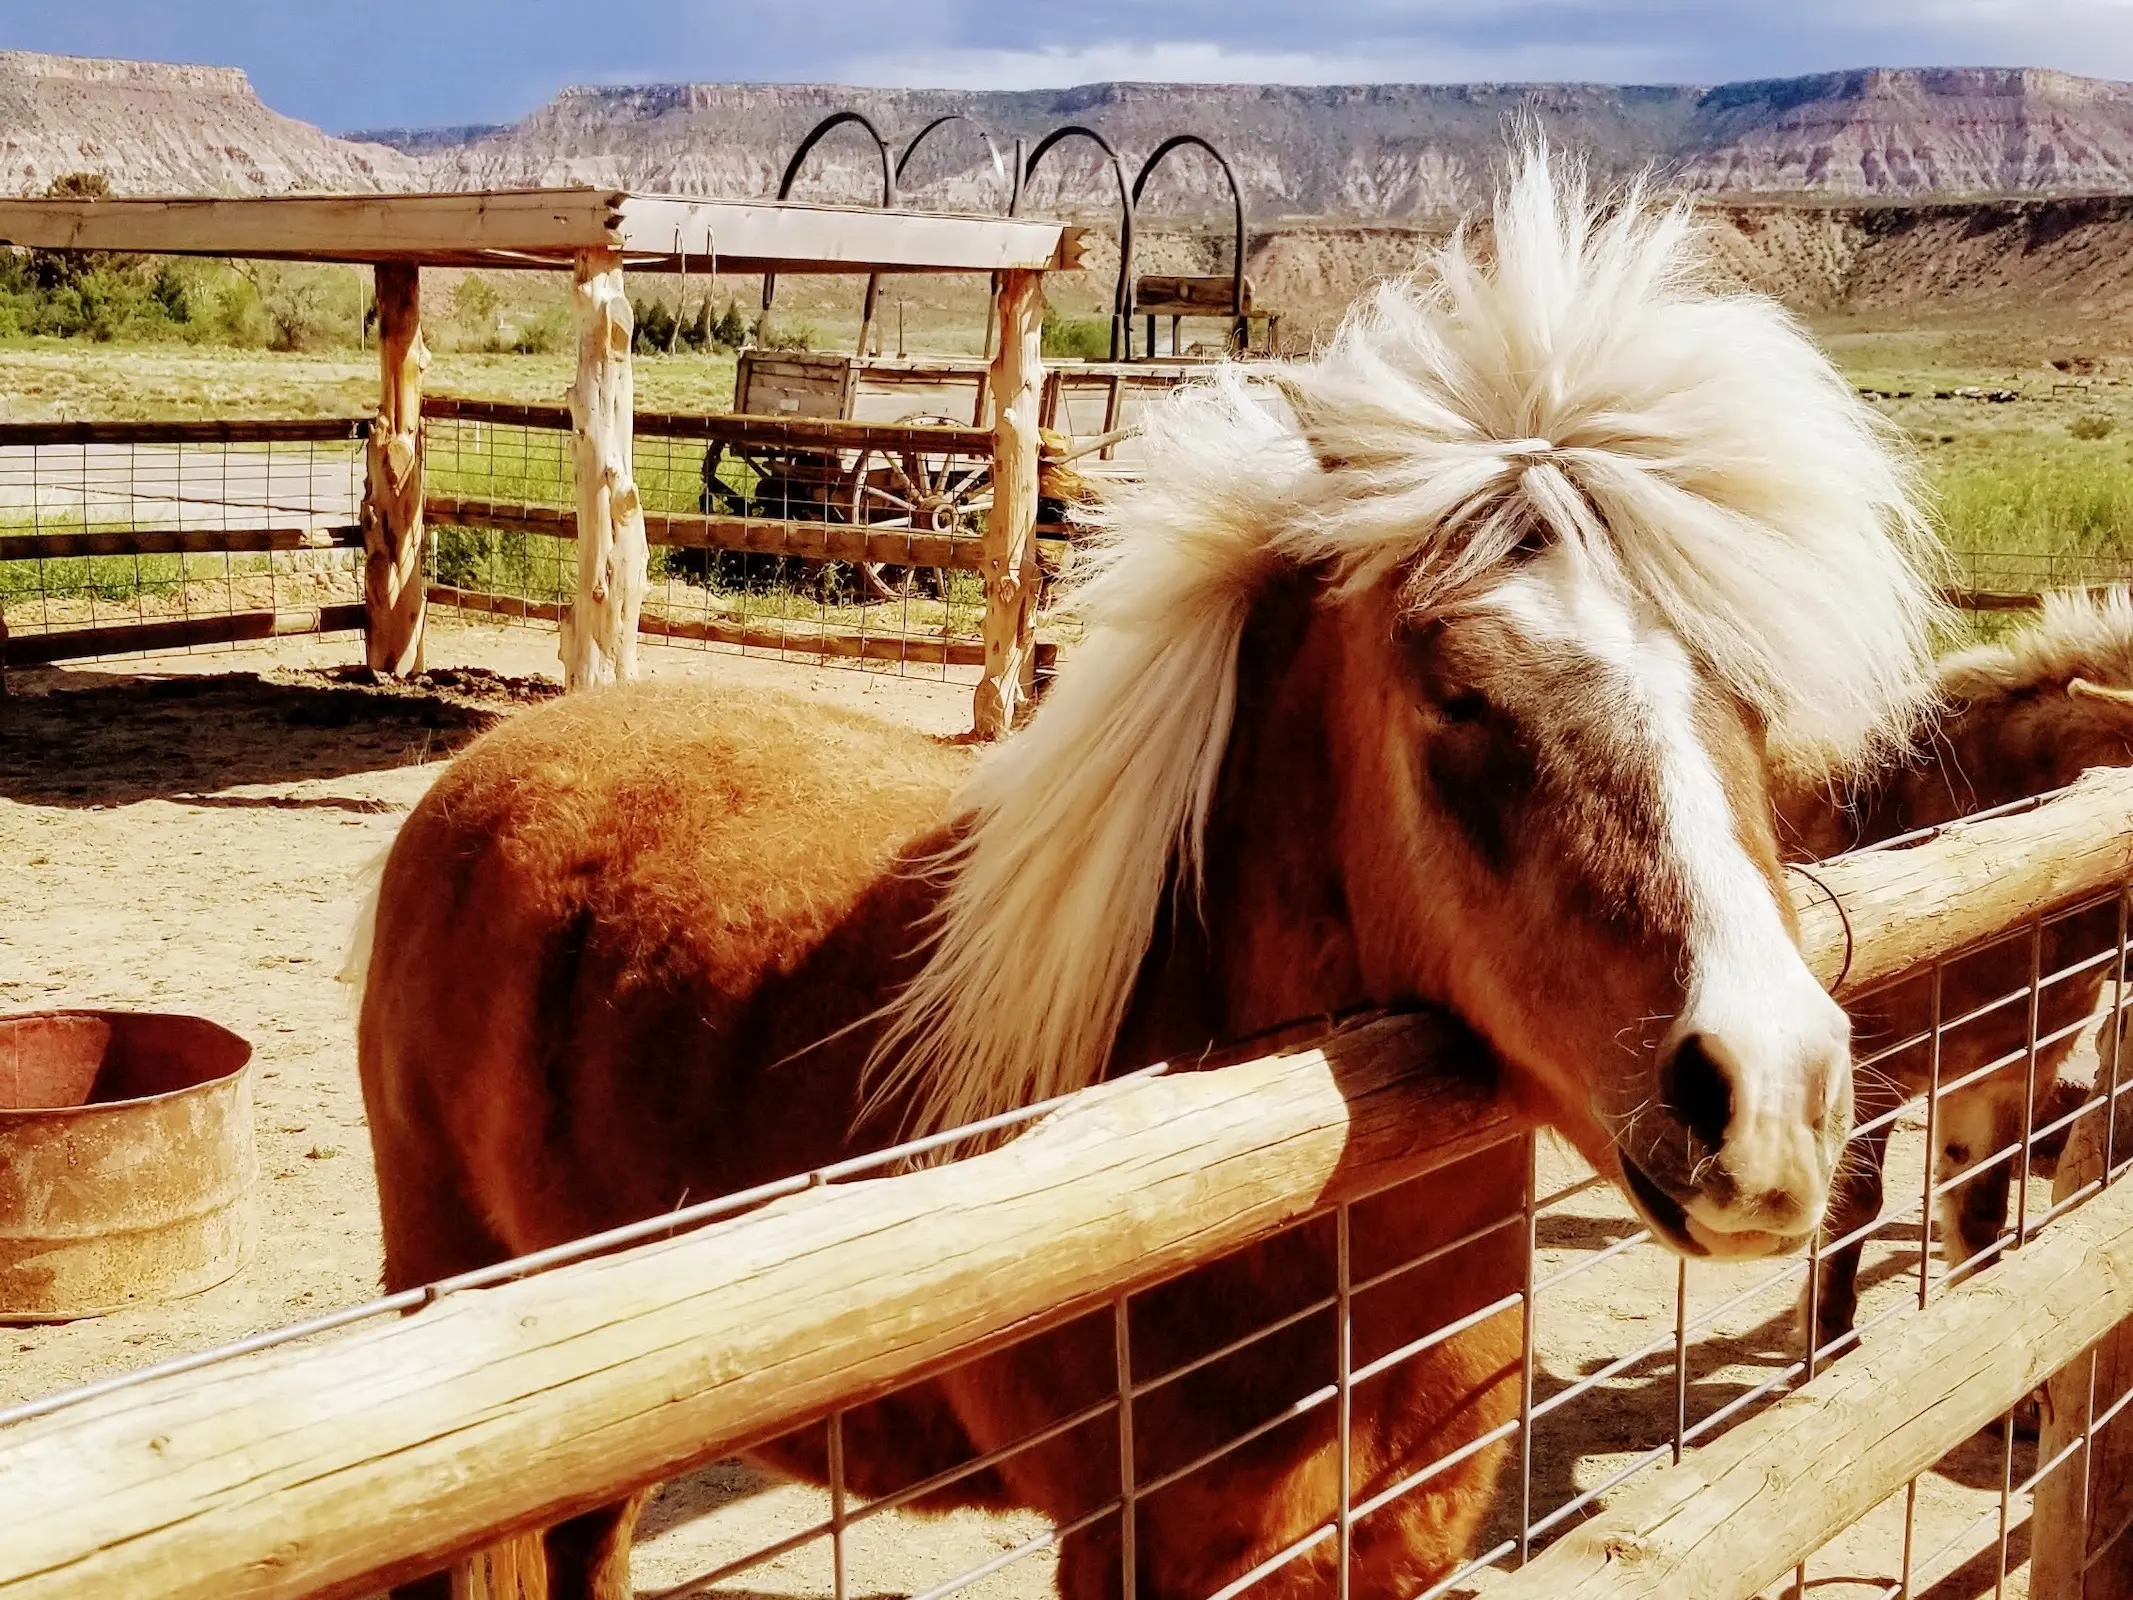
[0, 1011, 258, 1320]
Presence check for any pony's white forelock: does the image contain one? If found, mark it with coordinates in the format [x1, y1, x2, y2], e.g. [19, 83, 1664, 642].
[867, 142, 1951, 1138]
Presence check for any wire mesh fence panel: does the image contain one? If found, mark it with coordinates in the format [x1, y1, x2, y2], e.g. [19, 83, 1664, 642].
[0, 421, 367, 664]
[8, 800, 2133, 1600]
[619, 880, 2133, 1600]
[421, 402, 1000, 680]
[1957, 547, 2133, 596]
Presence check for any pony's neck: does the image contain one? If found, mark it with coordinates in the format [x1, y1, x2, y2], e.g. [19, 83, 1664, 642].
[1110, 575, 1369, 1075]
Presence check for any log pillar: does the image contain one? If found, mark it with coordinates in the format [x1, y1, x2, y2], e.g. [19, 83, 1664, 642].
[2037, 1077, 2133, 1599]
[361, 262, 427, 676]
[449, 1532, 548, 1599]
[560, 246, 649, 690]
[973, 267, 1044, 739]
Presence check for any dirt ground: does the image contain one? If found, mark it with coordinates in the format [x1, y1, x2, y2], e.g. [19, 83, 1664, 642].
[0, 617, 2057, 1599]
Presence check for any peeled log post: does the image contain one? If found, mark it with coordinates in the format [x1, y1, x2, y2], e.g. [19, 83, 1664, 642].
[973, 267, 1043, 738]
[362, 262, 426, 675]
[559, 247, 648, 689]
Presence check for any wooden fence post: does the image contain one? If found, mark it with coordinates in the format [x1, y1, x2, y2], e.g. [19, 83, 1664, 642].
[450, 1533, 548, 1600]
[560, 246, 648, 690]
[973, 267, 1044, 739]
[2037, 1071, 2133, 1599]
[362, 262, 426, 675]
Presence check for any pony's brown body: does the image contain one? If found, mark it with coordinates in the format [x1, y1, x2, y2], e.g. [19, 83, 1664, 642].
[1779, 593, 2133, 1344]
[365, 597, 1524, 1600]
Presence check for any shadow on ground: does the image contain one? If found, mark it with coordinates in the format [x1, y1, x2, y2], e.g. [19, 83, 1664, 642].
[0, 665, 559, 807]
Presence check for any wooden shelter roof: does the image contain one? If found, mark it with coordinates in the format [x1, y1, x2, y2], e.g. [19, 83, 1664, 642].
[0, 187, 1086, 275]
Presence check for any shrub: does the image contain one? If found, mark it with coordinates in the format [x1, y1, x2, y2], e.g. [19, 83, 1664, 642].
[2071, 413, 2117, 441]
[509, 308, 571, 355]
[1043, 311, 1112, 361]
[712, 298, 749, 350]
[757, 317, 816, 352]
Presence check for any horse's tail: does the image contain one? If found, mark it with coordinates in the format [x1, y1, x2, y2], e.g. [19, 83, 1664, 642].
[337, 845, 390, 1018]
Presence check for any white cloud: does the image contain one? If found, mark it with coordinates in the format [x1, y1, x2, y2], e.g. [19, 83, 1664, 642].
[833, 38, 1693, 92]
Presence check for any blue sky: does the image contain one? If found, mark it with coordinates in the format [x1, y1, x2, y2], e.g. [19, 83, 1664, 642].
[4, 2, 2133, 132]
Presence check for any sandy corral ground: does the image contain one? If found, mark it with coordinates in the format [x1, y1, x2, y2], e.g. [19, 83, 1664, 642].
[0, 617, 2061, 1599]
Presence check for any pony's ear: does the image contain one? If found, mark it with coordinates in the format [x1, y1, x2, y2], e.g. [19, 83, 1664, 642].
[2069, 677, 2133, 718]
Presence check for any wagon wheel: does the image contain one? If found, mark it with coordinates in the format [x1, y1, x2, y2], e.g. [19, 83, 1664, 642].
[845, 414, 993, 602]
[700, 440, 846, 590]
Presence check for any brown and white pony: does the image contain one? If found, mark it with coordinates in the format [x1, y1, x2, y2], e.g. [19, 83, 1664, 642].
[1783, 590, 2133, 1347]
[354, 149, 1946, 1600]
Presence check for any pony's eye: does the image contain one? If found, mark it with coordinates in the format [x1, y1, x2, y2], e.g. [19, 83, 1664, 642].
[1439, 688, 1489, 724]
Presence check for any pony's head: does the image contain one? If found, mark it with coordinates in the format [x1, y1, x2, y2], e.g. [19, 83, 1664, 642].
[873, 145, 1948, 1262]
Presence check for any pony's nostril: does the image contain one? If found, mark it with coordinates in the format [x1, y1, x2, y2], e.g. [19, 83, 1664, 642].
[1660, 1032, 1735, 1154]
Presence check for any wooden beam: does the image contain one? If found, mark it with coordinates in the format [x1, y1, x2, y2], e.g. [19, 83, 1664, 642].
[558, 247, 647, 689]
[1794, 766, 2133, 1001]
[361, 262, 426, 677]
[613, 197, 1085, 276]
[0, 605, 365, 667]
[973, 268, 1045, 739]
[0, 527, 361, 561]
[1475, 1163, 2133, 1600]
[0, 191, 1083, 277]
[0, 1014, 1516, 1600]
[0, 189, 627, 262]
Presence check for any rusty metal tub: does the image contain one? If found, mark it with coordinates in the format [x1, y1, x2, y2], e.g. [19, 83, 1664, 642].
[0, 1011, 258, 1320]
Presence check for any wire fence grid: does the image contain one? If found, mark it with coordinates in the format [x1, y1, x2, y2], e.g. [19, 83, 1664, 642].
[423, 405, 1003, 680]
[596, 875, 2128, 1600]
[0, 422, 367, 664]
[7, 799, 2133, 1600]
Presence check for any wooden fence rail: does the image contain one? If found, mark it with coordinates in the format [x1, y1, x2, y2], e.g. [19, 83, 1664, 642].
[426, 494, 991, 571]
[0, 418, 369, 447]
[1, 604, 366, 668]
[424, 583, 1060, 672]
[1488, 1167, 2133, 1600]
[2, 769, 2131, 1600]
[0, 525, 362, 562]
[423, 394, 993, 455]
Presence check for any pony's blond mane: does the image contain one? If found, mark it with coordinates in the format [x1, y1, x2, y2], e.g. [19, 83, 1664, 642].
[868, 143, 1952, 1137]
[1938, 586, 2133, 700]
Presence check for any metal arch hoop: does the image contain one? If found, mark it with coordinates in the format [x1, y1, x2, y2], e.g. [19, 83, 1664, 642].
[1131, 133, 1248, 356]
[1017, 123, 1134, 361]
[764, 110, 897, 322]
[775, 108, 896, 206]
[894, 114, 1009, 207]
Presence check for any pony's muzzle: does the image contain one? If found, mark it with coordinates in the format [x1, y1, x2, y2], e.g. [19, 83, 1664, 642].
[1627, 999, 1852, 1260]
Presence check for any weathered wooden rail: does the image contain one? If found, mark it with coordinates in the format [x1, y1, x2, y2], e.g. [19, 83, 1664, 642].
[2, 769, 2132, 1600]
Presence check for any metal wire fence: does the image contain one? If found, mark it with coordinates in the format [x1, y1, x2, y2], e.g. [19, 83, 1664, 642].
[422, 399, 1004, 679]
[5, 786, 2132, 1600]
[0, 420, 367, 666]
